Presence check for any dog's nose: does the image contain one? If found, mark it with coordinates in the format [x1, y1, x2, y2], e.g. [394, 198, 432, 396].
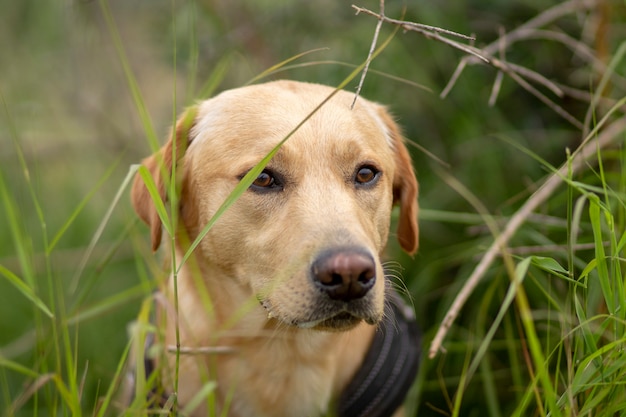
[312, 249, 376, 301]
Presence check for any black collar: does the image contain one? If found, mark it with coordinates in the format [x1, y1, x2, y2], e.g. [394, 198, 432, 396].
[337, 290, 421, 417]
[140, 290, 421, 416]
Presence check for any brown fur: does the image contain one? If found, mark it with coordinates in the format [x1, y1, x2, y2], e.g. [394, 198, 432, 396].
[131, 80, 418, 417]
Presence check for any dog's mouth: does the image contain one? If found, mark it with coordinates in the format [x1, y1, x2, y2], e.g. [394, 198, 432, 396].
[261, 297, 379, 331]
[296, 311, 368, 331]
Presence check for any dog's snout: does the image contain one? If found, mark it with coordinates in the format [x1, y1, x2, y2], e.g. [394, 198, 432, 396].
[312, 250, 376, 301]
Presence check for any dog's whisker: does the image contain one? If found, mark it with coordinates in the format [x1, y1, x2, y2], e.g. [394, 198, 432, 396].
[382, 260, 403, 274]
[383, 262, 411, 296]
[384, 273, 416, 323]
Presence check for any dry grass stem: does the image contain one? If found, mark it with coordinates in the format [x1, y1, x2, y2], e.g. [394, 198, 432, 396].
[505, 69, 583, 129]
[428, 116, 626, 359]
[483, 26, 626, 94]
[353, 2, 597, 128]
[439, 0, 626, 101]
[352, 5, 487, 64]
[353, 5, 476, 40]
[477, 0, 598, 58]
[488, 27, 507, 106]
[440, 60, 468, 98]
[352, 0, 385, 108]
[508, 242, 603, 255]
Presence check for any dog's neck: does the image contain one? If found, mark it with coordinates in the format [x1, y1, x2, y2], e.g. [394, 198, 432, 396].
[158, 250, 374, 417]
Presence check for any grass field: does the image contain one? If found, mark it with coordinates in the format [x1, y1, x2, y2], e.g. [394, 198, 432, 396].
[1, 0, 625, 416]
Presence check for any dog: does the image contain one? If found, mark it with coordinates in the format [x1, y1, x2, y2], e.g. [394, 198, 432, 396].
[130, 80, 419, 417]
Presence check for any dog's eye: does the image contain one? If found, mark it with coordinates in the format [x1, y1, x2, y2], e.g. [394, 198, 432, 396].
[354, 165, 380, 186]
[253, 171, 275, 188]
[249, 169, 282, 192]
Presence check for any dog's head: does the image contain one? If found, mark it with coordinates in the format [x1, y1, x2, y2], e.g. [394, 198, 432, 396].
[131, 80, 418, 331]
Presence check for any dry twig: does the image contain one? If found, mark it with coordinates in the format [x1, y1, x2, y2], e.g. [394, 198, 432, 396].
[352, 0, 385, 108]
[353, 5, 485, 63]
[428, 116, 626, 358]
[440, 0, 609, 100]
[488, 27, 506, 107]
[354, 0, 607, 129]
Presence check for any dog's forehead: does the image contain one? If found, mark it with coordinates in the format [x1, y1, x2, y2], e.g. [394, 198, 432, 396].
[187, 81, 395, 159]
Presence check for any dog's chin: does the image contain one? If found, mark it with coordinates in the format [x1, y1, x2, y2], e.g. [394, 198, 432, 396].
[296, 312, 365, 332]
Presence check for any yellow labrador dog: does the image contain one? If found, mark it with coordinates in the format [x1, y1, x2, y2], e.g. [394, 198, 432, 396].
[131, 80, 419, 417]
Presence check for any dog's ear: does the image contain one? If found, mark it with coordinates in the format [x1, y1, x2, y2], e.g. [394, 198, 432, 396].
[377, 108, 419, 255]
[131, 108, 197, 251]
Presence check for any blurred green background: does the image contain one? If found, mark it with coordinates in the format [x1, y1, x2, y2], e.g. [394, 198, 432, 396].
[1, 0, 625, 416]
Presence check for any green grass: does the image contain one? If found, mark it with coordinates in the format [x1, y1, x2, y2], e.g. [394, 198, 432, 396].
[1, 0, 625, 416]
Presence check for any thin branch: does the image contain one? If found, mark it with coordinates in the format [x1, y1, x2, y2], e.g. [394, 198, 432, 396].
[488, 68, 504, 108]
[488, 27, 507, 107]
[440, 59, 467, 98]
[442, 0, 600, 98]
[445, 47, 567, 101]
[353, 5, 476, 40]
[481, 27, 626, 94]
[506, 68, 583, 129]
[352, 5, 487, 64]
[446, 47, 583, 128]
[428, 116, 626, 359]
[507, 242, 603, 255]
[353, 4, 585, 128]
[478, 0, 598, 58]
[505, 61, 564, 97]
[352, 0, 385, 108]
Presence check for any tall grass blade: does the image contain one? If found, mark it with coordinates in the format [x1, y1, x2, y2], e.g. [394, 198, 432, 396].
[573, 294, 598, 355]
[129, 297, 156, 409]
[98, 0, 159, 152]
[48, 156, 121, 254]
[588, 197, 613, 313]
[196, 54, 234, 100]
[568, 336, 626, 398]
[65, 285, 146, 325]
[184, 0, 199, 101]
[70, 165, 141, 292]
[181, 382, 218, 416]
[261, 60, 432, 92]
[464, 257, 531, 385]
[514, 273, 562, 417]
[0, 265, 53, 318]
[136, 164, 171, 236]
[0, 356, 40, 379]
[94, 339, 133, 417]
[451, 339, 473, 417]
[246, 47, 330, 85]
[0, 94, 36, 287]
